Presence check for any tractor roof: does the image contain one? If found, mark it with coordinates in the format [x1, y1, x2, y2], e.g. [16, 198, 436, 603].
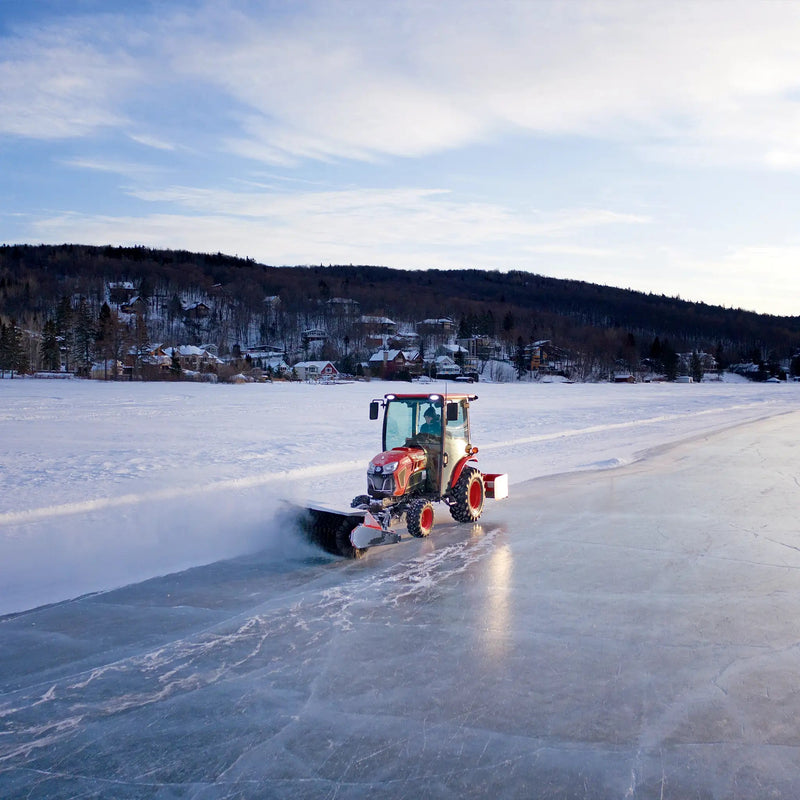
[382, 392, 478, 402]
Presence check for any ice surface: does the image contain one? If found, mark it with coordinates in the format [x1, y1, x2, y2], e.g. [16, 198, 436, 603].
[2, 411, 800, 797]
[1, 378, 798, 615]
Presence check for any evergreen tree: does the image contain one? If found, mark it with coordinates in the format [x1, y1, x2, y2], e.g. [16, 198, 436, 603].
[515, 336, 528, 380]
[40, 318, 61, 371]
[1, 319, 28, 377]
[55, 296, 75, 372]
[129, 312, 149, 380]
[170, 348, 182, 378]
[96, 302, 128, 380]
[690, 351, 704, 383]
[0, 322, 9, 375]
[661, 340, 679, 381]
[73, 298, 96, 375]
[168, 293, 183, 321]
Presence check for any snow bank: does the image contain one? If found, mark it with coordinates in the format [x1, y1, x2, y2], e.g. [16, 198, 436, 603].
[1, 378, 798, 614]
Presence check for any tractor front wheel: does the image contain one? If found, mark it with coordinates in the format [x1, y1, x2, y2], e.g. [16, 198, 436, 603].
[407, 498, 434, 537]
[450, 467, 485, 523]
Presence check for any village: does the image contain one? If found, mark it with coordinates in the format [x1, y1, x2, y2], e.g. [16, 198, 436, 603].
[89, 313, 571, 384]
[3, 273, 795, 384]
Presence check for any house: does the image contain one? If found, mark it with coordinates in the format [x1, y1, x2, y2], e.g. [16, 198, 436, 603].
[183, 302, 211, 320]
[125, 343, 171, 378]
[360, 315, 398, 348]
[327, 297, 360, 313]
[434, 355, 462, 379]
[368, 349, 423, 379]
[388, 330, 421, 351]
[456, 335, 496, 361]
[293, 361, 339, 381]
[301, 328, 327, 357]
[163, 345, 221, 373]
[418, 318, 455, 335]
[246, 354, 289, 376]
[107, 281, 136, 305]
[90, 359, 125, 380]
[120, 296, 148, 315]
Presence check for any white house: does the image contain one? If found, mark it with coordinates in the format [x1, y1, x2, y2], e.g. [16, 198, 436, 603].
[293, 361, 339, 381]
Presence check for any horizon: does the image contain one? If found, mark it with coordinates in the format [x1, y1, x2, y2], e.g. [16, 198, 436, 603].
[3, 2, 800, 316]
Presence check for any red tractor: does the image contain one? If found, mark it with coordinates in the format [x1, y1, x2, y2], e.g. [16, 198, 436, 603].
[305, 391, 508, 557]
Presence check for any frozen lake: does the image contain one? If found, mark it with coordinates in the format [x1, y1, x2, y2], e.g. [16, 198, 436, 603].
[2, 377, 798, 614]
[2, 394, 800, 797]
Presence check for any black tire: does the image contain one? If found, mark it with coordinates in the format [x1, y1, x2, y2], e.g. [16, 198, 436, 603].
[449, 467, 485, 523]
[406, 498, 434, 537]
[350, 494, 371, 508]
[336, 520, 366, 559]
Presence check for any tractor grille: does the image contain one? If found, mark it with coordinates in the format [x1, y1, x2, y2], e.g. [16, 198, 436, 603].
[368, 473, 395, 497]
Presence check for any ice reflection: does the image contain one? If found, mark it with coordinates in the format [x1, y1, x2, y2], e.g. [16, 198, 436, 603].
[482, 542, 513, 660]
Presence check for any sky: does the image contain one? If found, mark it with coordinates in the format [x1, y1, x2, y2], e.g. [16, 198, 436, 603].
[2, 1, 800, 316]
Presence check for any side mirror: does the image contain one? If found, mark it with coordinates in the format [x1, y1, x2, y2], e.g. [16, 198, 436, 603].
[446, 403, 459, 422]
[369, 401, 380, 420]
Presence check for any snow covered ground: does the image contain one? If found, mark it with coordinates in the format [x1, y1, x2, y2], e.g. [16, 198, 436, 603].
[1, 376, 798, 616]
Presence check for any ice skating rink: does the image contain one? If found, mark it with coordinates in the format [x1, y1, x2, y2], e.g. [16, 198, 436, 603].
[2, 411, 800, 798]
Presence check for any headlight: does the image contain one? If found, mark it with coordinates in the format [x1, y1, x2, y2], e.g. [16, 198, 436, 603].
[382, 462, 398, 473]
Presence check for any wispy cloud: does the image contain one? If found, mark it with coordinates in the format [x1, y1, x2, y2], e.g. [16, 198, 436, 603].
[0, 20, 140, 139]
[61, 156, 162, 180]
[32, 182, 649, 270]
[5, 1, 800, 168]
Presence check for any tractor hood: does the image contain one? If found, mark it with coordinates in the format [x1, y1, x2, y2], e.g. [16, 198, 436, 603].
[367, 447, 428, 498]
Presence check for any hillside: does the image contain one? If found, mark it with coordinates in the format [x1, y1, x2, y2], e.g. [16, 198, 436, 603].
[1, 243, 798, 380]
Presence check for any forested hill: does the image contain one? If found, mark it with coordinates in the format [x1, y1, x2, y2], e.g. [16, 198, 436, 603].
[1, 243, 799, 372]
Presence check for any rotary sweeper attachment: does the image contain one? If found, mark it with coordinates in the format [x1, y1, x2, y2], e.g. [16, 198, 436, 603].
[298, 391, 509, 559]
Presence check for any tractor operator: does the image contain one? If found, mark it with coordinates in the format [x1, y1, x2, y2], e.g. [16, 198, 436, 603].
[420, 406, 441, 435]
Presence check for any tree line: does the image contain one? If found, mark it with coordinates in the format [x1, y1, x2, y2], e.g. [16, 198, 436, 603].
[1, 243, 799, 380]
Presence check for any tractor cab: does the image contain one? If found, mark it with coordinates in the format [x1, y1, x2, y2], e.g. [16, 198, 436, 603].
[368, 392, 477, 497]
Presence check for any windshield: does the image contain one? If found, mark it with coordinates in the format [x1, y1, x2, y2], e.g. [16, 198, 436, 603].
[384, 398, 442, 450]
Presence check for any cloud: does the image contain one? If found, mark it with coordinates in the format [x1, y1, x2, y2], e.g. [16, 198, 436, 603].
[5, 1, 800, 169]
[61, 156, 163, 180]
[0, 20, 140, 138]
[28, 183, 649, 276]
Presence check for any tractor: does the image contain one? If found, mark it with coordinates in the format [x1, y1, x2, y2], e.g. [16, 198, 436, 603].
[303, 391, 508, 557]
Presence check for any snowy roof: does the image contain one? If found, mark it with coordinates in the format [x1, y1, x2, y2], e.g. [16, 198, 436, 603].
[163, 345, 220, 361]
[368, 349, 420, 363]
[294, 360, 337, 370]
[360, 315, 395, 325]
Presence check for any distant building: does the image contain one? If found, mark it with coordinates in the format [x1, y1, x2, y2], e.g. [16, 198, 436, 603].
[183, 302, 211, 320]
[434, 355, 461, 379]
[368, 349, 422, 379]
[163, 345, 221, 373]
[293, 361, 339, 381]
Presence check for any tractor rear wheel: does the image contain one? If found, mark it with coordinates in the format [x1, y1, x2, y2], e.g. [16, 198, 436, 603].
[406, 498, 434, 537]
[450, 467, 485, 523]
